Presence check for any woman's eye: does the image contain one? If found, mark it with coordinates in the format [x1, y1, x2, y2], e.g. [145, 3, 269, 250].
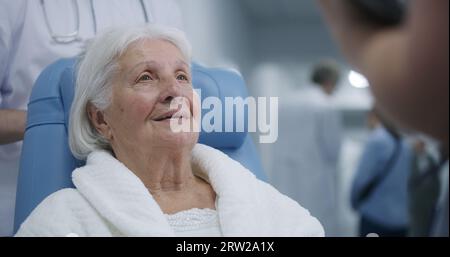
[177, 74, 188, 81]
[138, 74, 152, 82]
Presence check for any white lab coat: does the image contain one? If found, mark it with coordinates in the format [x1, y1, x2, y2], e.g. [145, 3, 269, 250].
[268, 86, 342, 236]
[0, 0, 182, 236]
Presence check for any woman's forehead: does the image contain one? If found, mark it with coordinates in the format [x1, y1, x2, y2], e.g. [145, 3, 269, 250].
[124, 39, 183, 59]
[125, 60, 190, 77]
[119, 39, 187, 70]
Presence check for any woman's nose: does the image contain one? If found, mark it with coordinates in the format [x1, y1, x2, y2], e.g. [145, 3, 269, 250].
[158, 79, 183, 104]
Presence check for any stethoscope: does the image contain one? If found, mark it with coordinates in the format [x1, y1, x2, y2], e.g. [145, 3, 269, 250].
[40, 0, 151, 44]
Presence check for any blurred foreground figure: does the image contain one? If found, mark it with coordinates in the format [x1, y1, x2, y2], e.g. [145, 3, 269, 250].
[317, 0, 449, 236]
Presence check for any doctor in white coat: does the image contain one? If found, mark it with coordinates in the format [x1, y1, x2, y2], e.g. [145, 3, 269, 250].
[0, 0, 182, 236]
[269, 60, 343, 236]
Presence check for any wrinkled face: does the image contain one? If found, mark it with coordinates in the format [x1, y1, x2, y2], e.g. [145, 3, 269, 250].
[91, 39, 199, 155]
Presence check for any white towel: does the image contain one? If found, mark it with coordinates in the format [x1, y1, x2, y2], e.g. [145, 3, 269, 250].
[16, 144, 324, 236]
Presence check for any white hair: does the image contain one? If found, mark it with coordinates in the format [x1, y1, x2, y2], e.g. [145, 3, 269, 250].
[69, 25, 192, 160]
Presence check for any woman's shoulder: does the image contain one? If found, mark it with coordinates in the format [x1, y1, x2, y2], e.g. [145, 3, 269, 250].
[193, 144, 325, 236]
[15, 188, 99, 236]
[29, 188, 87, 213]
[22, 188, 87, 219]
[254, 180, 325, 236]
[40, 188, 85, 203]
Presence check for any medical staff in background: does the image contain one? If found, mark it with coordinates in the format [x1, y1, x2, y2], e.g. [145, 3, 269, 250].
[269, 59, 343, 236]
[0, 0, 183, 236]
[351, 109, 412, 237]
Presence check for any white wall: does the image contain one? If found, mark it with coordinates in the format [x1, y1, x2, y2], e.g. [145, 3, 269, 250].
[176, 0, 253, 75]
[253, 23, 340, 63]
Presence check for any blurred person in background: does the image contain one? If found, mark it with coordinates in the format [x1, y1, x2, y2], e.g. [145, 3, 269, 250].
[408, 138, 447, 236]
[270, 59, 342, 236]
[351, 108, 412, 237]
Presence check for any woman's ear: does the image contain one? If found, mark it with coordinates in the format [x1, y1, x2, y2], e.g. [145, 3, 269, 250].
[87, 103, 113, 140]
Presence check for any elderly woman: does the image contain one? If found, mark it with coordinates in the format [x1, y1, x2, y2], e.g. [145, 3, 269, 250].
[15, 25, 323, 237]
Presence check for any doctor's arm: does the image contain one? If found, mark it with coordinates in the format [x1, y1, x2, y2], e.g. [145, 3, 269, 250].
[0, 109, 26, 144]
[0, 0, 27, 144]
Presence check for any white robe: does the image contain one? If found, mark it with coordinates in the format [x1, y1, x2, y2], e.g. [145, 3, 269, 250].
[15, 144, 324, 237]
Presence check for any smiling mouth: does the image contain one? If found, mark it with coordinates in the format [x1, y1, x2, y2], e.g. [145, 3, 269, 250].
[153, 112, 188, 122]
[154, 114, 181, 121]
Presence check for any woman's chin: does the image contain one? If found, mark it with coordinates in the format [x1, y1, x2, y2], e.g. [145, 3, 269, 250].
[145, 118, 198, 148]
[160, 123, 198, 144]
[157, 118, 195, 131]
